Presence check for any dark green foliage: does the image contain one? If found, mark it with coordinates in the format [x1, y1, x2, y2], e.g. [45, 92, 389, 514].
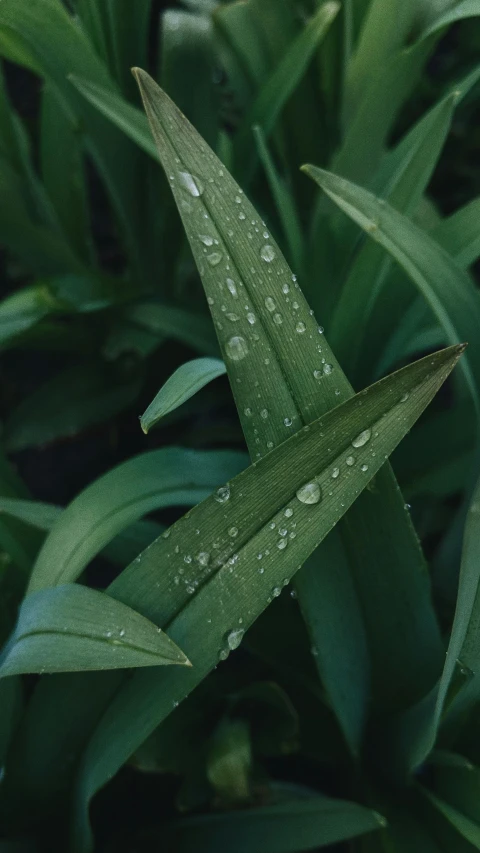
[0, 2, 480, 852]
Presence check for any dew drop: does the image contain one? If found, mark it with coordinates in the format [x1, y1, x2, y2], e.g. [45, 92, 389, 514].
[265, 296, 276, 312]
[247, 312, 256, 325]
[318, 326, 324, 334]
[296, 321, 306, 334]
[272, 586, 282, 597]
[215, 485, 230, 503]
[282, 283, 290, 294]
[273, 313, 283, 325]
[178, 171, 203, 197]
[226, 278, 238, 297]
[361, 464, 369, 472]
[244, 407, 252, 417]
[226, 335, 249, 361]
[352, 429, 371, 448]
[219, 648, 229, 661]
[228, 526, 238, 538]
[284, 507, 294, 518]
[197, 552, 210, 567]
[260, 244, 276, 263]
[290, 589, 297, 599]
[227, 628, 245, 651]
[207, 296, 214, 305]
[296, 482, 322, 505]
[226, 312, 239, 322]
[332, 467, 340, 479]
[239, 212, 246, 220]
[346, 456, 355, 466]
[199, 234, 214, 246]
[284, 417, 293, 427]
[186, 584, 195, 594]
[323, 363, 333, 375]
[260, 408, 269, 419]
[400, 392, 409, 403]
[207, 252, 222, 266]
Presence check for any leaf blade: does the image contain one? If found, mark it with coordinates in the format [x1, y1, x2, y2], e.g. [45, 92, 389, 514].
[305, 164, 480, 414]
[0, 584, 190, 677]
[140, 357, 226, 432]
[71, 345, 463, 851]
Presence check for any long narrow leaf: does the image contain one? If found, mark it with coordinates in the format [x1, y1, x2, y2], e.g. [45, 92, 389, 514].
[163, 795, 385, 852]
[134, 71, 444, 727]
[71, 344, 462, 852]
[305, 165, 480, 416]
[233, 2, 340, 175]
[0, 584, 189, 676]
[28, 449, 247, 593]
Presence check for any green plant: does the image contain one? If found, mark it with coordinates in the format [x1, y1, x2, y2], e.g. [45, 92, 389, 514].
[1, 1, 480, 852]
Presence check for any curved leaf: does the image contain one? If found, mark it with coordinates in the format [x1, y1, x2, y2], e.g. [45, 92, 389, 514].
[0, 584, 190, 677]
[140, 357, 226, 432]
[304, 165, 480, 416]
[421, 0, 480, 38]
[163, 795, 385, 852]
[28, 448, 248, 593]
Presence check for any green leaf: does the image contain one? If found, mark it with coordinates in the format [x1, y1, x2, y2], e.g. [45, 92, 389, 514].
[422, 788, 480, 849]
[0, 584, 190, 677]
[0, 498, 61, 531]
[253, 124, 304, 275]
[0, 0, 149, 282]
[304, 165, 480, 415]
[421, 0, 480, 38]
[233, 1, 340, 175]
[434, 197, 480, 269]
[434, 476, 480, 729]
[0, 156, 83, 276]
[140, 357, 226, 433]
[101, 0, 152, 97]
[162, 795, 385, 852]
[329, 90, 459, 376]
[0, 275, 137, 349]
[133, 71, 444, 734]
[70, 344, 462, 852]
[386, 476, 480, 776]
[28, 448, 248, 593]
[40, 83, 92, 263]
[0, 496, 164, 567]
[70, 75, 159, 160]
[430, 751, 480, 824]
[344, 0, 417, 123]
[160, 10, 218, 150]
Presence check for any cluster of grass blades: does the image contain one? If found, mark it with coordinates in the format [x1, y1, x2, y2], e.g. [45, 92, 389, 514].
[1, 1, 480, 852]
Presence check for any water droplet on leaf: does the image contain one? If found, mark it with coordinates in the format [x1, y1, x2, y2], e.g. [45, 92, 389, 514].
[260, 244, 276, 263]
[226, 628, 244, 651]
[178, 171, 204, 197]
[226, 336, 249, 361]
[296, 482, 322, 505]
[215, 485, 230, 503]
[352, 429, 371, 448]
